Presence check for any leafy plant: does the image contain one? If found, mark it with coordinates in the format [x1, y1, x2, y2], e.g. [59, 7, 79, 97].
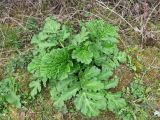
[130, 79, 146, 100]
[119, 75, 149, 120]
[28, 17, 127, 117]
[0, 77, 21, 114]
[118, 105, 148, 120]
[126, 75, 148, 102]
[5, 51, 33, 74]
[24, 17, 38, 31]
[0, 25, 20, 48]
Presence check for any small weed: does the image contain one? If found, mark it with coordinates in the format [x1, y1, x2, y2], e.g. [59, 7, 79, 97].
[5, 51, 33, 74]
[0, 25, 20, 49]
[0, 77, 21, 116]
[24, 17, 38, 31]
[119, 75, 150, 120]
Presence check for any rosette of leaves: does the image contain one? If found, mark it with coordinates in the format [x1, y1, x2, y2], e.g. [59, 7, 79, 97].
[28, 17, 127, 117]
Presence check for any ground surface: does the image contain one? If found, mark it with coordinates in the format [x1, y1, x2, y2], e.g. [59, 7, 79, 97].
[0, 0, 160, 120]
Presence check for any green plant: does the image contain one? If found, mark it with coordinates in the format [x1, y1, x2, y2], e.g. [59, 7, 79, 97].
[125, 75, 149, 102]
[5, 51, 33, 74]
[0, 77, 21, 114]
[28, 17, 127, 117]
[119, 75, 149, 120]
[130, 77, 146, 100]
[24, 17, 38, 31]
[0, 25, 20, 48]
[118, 105, 148, 120]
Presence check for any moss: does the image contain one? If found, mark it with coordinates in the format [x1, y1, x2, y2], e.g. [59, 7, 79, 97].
[141, 48, 160, 84]
[128, 47, 160, 83]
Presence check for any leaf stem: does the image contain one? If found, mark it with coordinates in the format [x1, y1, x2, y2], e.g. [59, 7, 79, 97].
[59, 41, 64, 48]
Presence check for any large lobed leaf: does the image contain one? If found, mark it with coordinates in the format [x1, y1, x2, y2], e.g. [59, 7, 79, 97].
[72, 46, 93, 64]
[72, 26, 89, 45]
[85, 20, 119, 40]
[50, 76, 80, 110]
[40, 48, 72, 80]
[29, 80, 41, 98]
[43, 16, 61, 33]
[74, 91, 106, 117]
[28, 48, 73, 80]
[80, 66, 104, 92]
[31, 17, 70, 51]
[106, 92, 127, 112]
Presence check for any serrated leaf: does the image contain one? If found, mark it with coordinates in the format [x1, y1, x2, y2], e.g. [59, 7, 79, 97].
[85, 20, 118, 39]
[27, 54, 42, 75]
[105, 77, 119, 89]
[38, 42, 58, 49]
[31, 32, 58, 50]
[40, 49, 72, 80]
[31, 32, 48, 44]
[43, 17, 60, 33]
[101, 41, 117, 55]
[83, 66, 101, 79]
[117, 52, 127, 63]
[50, 88, 65, 109]
[82, 80, 104, 91]
[97, 70, 113, 80]
[102, 58, 119, 71]
[50, 76, 77, 92]
[29, 80, 41, 98]
[106, 92, 126, 112]
[55, 85, 79, 103]
[130, 80, 146, 99]
[101, 36, 118, 44]
[58, 25, 70, 42]
[51, 82, 79, 110]
[72, 26, 89, 45]
[94, 56, 106, 66]
[74, 91, 106, 117]
[88, 43, 101, 58]
[72, 47, 93, 64]
[80, 66, 103, 91]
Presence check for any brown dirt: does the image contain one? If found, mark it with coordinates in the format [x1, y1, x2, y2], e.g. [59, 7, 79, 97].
[114, 65, 134, 92]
